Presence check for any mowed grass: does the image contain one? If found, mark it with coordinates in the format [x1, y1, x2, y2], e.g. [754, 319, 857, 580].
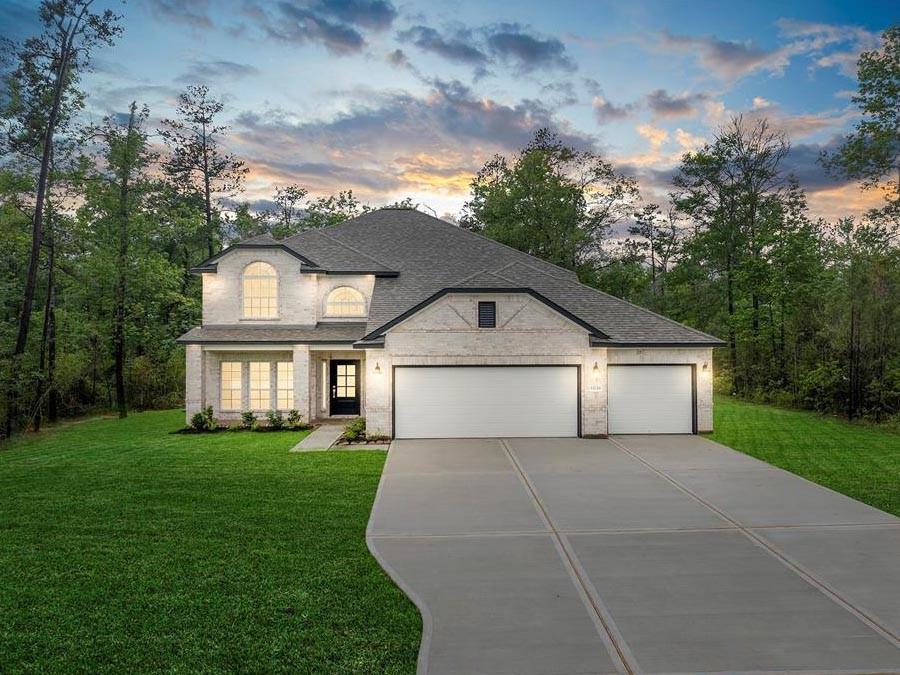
[709, 395, 900, 517]
[0, 410, 420, 674]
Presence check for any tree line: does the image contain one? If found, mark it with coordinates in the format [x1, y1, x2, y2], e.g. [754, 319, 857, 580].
[0, 2, 897, 439]
[462, 26, 900, 423]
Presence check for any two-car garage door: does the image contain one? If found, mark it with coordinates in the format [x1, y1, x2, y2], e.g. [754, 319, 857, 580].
[393, 364, 695, 438]
[394, 366, 578, 439]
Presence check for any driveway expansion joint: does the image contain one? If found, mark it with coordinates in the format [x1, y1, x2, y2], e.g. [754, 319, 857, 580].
[500, 439, 639, 675]
[607, 435, 900, 649]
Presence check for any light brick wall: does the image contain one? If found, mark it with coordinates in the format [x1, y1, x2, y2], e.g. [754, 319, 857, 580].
[202, 249, 316, 325]
[201, 248, 375, 327]
[363, 292, 715, 437]
[185, 344, 203, 424]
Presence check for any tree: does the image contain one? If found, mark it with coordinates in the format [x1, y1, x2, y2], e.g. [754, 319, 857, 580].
[159, 85, 248, 258]
[270, 184, 308, 237]
[823, 25, 900, 224]
[1, 0, 120, 438]
[626, 203, 684, 305]
[461, 128, 639, 281]
[88, 102, 156, 418]
[672, 116, 789, 392]
[302, 190, 371, 229]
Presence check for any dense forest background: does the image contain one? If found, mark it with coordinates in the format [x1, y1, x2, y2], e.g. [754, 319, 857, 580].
[1, 2, 898, 438]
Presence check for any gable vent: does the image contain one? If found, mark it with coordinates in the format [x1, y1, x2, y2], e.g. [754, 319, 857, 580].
[478, 301, 497, 328]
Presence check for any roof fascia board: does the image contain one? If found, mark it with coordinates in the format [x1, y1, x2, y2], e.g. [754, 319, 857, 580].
[190, 242, 318, 274]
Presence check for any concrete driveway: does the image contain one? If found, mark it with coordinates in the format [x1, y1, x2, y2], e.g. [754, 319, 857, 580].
[366, 435, 900, 675]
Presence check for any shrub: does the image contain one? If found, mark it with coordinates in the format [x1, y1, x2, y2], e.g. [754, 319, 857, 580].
[241, 410, 257, 430]
[266, 409, 285, 430]
[287, 409, 302, 429]
[343, 417, 366, 442]
[189, 406, 217, 432]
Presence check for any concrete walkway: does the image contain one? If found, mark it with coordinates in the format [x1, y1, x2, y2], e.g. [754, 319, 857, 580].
[367, 435, 900, 675]
[290, 424, 344, 451]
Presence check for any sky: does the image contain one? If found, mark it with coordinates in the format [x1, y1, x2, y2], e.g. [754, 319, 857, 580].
[2, 0, 896, 221]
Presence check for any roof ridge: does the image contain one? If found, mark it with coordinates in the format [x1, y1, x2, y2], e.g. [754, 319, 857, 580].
[505, 260, 724, 343]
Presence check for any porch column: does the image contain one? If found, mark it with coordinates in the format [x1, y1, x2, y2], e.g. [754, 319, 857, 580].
[364, 349, 391, 437]
[185, 344, 203, 424]
[292, 345, 311, 423]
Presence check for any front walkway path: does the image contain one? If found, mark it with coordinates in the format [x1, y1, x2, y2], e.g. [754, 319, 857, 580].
[367, 435, 900, 675]
[290, 424, 344, 451]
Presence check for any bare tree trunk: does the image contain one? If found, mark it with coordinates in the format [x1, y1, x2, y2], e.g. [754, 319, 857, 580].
[33, 210, 56, 432]
[5, 27, 75, 439]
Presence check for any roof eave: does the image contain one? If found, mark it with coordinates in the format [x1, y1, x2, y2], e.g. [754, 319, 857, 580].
[591, 338, 727, 348]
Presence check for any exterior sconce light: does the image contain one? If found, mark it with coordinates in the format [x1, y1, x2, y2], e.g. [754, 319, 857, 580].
[374, 362, 382, 374]
[702, 362, 709, 372]
[592, 361, 600, 377]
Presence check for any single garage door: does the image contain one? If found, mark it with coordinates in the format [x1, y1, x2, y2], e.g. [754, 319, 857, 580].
[394, 366, 578, 438]
[608, 365, 694, 434]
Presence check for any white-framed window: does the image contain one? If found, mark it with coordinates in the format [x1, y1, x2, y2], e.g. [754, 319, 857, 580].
[220, 362, 242, 410]
[325, 286, 366, 317]
[277, 362, 294, 410]
[250, 361, 271, 410]
[242, 262, 278, 319]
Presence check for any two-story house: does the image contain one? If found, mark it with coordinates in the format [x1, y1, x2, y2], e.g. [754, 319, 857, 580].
[178, 207, 724, 438]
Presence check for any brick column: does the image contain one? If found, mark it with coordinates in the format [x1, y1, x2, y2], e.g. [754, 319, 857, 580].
[185, 344, 203, 424]
[292, 345, 311, 424]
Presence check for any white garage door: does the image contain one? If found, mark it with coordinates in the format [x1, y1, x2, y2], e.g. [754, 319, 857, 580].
[394, 366, 578, 438]
[608, 365, 694, 434]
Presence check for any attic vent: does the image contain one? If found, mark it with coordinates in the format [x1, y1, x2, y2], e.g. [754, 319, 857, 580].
[478, 301, 496, 328]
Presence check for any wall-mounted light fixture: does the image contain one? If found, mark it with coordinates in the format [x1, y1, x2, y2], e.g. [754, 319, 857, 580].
[592, 361, 600, 376]
[702, 362, 709, 372]
[374, 362, 382, 374]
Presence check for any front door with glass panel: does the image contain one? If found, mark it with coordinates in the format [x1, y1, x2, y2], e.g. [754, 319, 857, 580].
[329, 360, 360, 415]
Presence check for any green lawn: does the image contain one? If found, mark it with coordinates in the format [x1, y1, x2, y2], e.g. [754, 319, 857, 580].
[0, 410, 420, 674]
[709, 395, 900, 517]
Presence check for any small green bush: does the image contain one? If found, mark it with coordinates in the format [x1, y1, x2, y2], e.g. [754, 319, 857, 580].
[241, 410, 257, 430]
[343, 417, 366, 442]
[266, 410, 285, 430]
[287, 409, 302, 429]
[189, 406, 217, 432]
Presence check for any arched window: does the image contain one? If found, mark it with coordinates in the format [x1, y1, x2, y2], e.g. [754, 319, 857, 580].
[243, 262, 278, 319]
[325, 286, 366, 317]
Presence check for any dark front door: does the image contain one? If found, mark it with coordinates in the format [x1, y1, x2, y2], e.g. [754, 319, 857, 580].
[329, 360, 360, 415]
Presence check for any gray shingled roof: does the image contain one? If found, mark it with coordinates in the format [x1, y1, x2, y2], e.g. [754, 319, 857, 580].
[184, 208, 724, 347]
[177, 323, 367, 344]
[298, 208, 723, 346]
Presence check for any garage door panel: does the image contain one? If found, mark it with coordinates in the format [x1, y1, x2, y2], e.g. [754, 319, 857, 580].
[394, 366, 578, 439]
[608, 365, 693, 434]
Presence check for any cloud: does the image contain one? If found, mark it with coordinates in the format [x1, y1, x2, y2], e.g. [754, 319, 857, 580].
[776, 19, 880, 77]
[397, 25, 488, 67]
[658, 30, 792, 81]
[646, 89, 709, 118]
[175, 60, 260, 84]
[592, 96, 635, 124]
[636, 123, 668, 151]
[485, 23, 575, 73]
[674, 128, 705, 153]
[243, 0, 397, 55]
[229, 79, 596, 202]
[147, 0, 213, 29]
[396, 22, 574, 76]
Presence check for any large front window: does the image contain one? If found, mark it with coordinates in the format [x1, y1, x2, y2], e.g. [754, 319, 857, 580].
[250, 361, 270, 410]
[220, 362, 242, 410]
[325, 286, 365, 317]
[243, 262, 278, 319]
[277, 362, 293, 410]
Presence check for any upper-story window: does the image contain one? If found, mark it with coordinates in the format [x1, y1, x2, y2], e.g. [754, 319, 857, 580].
[243, 262, 278, 319]
[325, 286, 366, 317]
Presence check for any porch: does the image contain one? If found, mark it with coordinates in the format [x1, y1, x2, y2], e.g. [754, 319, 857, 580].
[184, 343, 365, 425]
